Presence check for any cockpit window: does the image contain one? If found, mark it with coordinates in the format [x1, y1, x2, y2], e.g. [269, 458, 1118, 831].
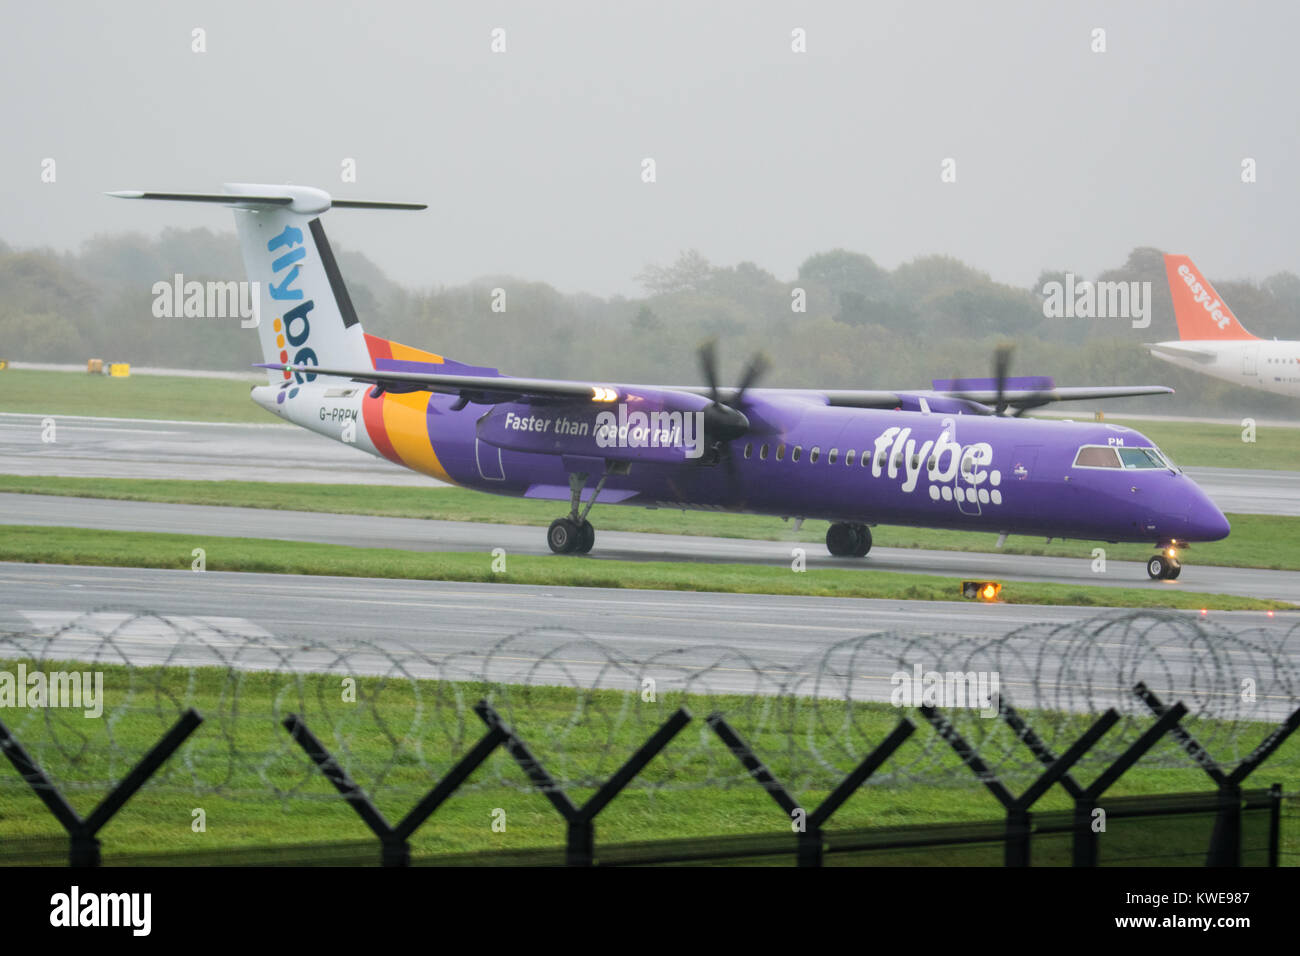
[1073, 445, 1121, 468]
[1117, 447, 1168, 469]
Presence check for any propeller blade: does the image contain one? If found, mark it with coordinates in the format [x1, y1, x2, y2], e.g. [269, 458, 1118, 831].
[698, 340, 721, 404]
[732, 352, 770, 406]
[993, 344, 1013, 417]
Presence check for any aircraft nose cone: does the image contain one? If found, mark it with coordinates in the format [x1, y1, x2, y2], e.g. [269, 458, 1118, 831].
[1187, 498, 1231, 542]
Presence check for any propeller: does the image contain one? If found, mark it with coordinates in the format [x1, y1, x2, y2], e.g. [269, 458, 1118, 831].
[952, 344, 1054, 418]
[697, 340, 768, 475]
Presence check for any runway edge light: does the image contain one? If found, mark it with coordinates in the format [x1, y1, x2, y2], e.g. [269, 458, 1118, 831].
[962, 580, 1002, 602]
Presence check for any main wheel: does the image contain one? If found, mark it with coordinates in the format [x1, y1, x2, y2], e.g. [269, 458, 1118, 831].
[852, 524, 872, 557]
[548, 517, 581, 554]
[826, 522, 856, 556]
[575, 520, 595, 554]
[1146, 555, 1170, 580]
[1167, 559, 1181, 580]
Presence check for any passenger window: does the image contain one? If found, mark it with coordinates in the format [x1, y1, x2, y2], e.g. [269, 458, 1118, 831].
[1073, 445, 1122, 468]
[744, 442, 753, 459]
[845, 449, 855, 466]
[810, 446, 821, 464]
[792, 445, 802, 462]
[827, 448, 837, 465]
[776, 443, 786, 462]
[759, 444, 769, 461]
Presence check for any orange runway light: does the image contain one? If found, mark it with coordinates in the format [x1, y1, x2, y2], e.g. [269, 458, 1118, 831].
[962, 581, 1002, 602]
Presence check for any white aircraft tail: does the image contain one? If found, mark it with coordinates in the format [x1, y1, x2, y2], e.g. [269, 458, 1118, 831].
[107, 184, 426, 386]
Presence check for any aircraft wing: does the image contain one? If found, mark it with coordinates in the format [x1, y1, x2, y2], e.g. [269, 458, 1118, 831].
[260, 363, 627, 403]
[822, 385, 1172, 412]
[264, 363, 1171, 412]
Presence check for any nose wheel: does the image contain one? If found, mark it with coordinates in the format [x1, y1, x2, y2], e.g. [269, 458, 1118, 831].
[1146, 553, 1182, 580]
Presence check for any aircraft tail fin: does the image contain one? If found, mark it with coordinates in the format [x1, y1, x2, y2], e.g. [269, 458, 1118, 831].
[1163, 254, 1258, 341]
[108, 184, 426, 386]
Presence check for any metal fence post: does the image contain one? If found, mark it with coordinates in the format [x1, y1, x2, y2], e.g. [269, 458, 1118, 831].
[708, 712, 915, 867]
[1134, 684, 1300, 867]
[1073, 701, 1188, 866]
[921, 704, 1118, 867]
[477, 702, 692, 866]
[283, 705, 509, 867]
[0, 709, 203, 866]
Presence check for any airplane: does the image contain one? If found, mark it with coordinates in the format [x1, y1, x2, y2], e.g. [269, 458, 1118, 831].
[1149, 254, 1300, 398]
[109, 183, 1231, 581]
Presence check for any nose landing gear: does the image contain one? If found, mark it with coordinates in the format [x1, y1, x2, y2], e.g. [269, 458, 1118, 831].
[1146, 544, 1183, 580]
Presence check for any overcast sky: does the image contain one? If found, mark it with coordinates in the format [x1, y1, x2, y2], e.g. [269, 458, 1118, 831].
[2, 0, 1295, 296]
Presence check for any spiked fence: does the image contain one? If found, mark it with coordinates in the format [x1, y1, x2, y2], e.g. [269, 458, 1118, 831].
[0, 608, 1296, 866]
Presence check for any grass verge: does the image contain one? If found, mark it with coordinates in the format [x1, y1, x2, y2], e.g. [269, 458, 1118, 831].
[0, 524, 1291, 610]
[0, 368, 271, 423]
[3, 474, 1297, 571]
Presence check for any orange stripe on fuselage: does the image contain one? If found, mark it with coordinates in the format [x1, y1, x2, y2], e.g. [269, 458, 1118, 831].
[363, 333, 454, 483]
[381, 390, 453, 483]
[361, 335, 401, 464]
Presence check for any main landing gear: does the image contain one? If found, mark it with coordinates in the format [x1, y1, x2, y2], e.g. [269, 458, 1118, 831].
[548, 468, 619, 555]
[1146, 544, 1183, 580]
[826, 522, 872, 557]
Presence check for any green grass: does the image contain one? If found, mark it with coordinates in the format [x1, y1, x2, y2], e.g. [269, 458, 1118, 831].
[0, 368, 272, 423]
[1, 661, 1295, 864]
[4, 474, 1298, 571]
[2, 368, 1298, 467]
[0, 524, 1291, 610]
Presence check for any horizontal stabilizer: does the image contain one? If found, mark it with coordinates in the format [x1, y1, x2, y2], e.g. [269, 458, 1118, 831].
[108, 184, 426, 215]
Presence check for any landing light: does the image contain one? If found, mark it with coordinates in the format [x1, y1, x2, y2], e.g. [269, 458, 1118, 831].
[962, 580, 1002, 602]
[1166, 547, 1178, 559]
[591, 386, 618, 402]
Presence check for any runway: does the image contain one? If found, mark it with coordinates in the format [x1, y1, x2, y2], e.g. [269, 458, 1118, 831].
[1, 412, 1296, 513]
[2, 563, 1296, 718]
[2, 492, 1298, 602]
[0, 412, 440, 486]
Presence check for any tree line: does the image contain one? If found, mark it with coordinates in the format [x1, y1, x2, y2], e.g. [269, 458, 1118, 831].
[1, 231, 1296, 418]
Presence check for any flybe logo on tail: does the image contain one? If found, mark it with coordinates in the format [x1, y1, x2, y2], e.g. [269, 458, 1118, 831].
[266, 225, 317, 390]
[1175, 263, 1232, 330]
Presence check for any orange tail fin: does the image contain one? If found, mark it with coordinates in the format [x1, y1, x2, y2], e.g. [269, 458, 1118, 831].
[1163, 255, 1257, 340]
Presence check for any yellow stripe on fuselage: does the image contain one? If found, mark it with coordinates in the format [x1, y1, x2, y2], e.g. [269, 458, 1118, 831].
[381, 391, 454, 483]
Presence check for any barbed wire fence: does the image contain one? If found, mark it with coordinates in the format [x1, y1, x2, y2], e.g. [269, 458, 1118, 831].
[1, 607, 1297, 864]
